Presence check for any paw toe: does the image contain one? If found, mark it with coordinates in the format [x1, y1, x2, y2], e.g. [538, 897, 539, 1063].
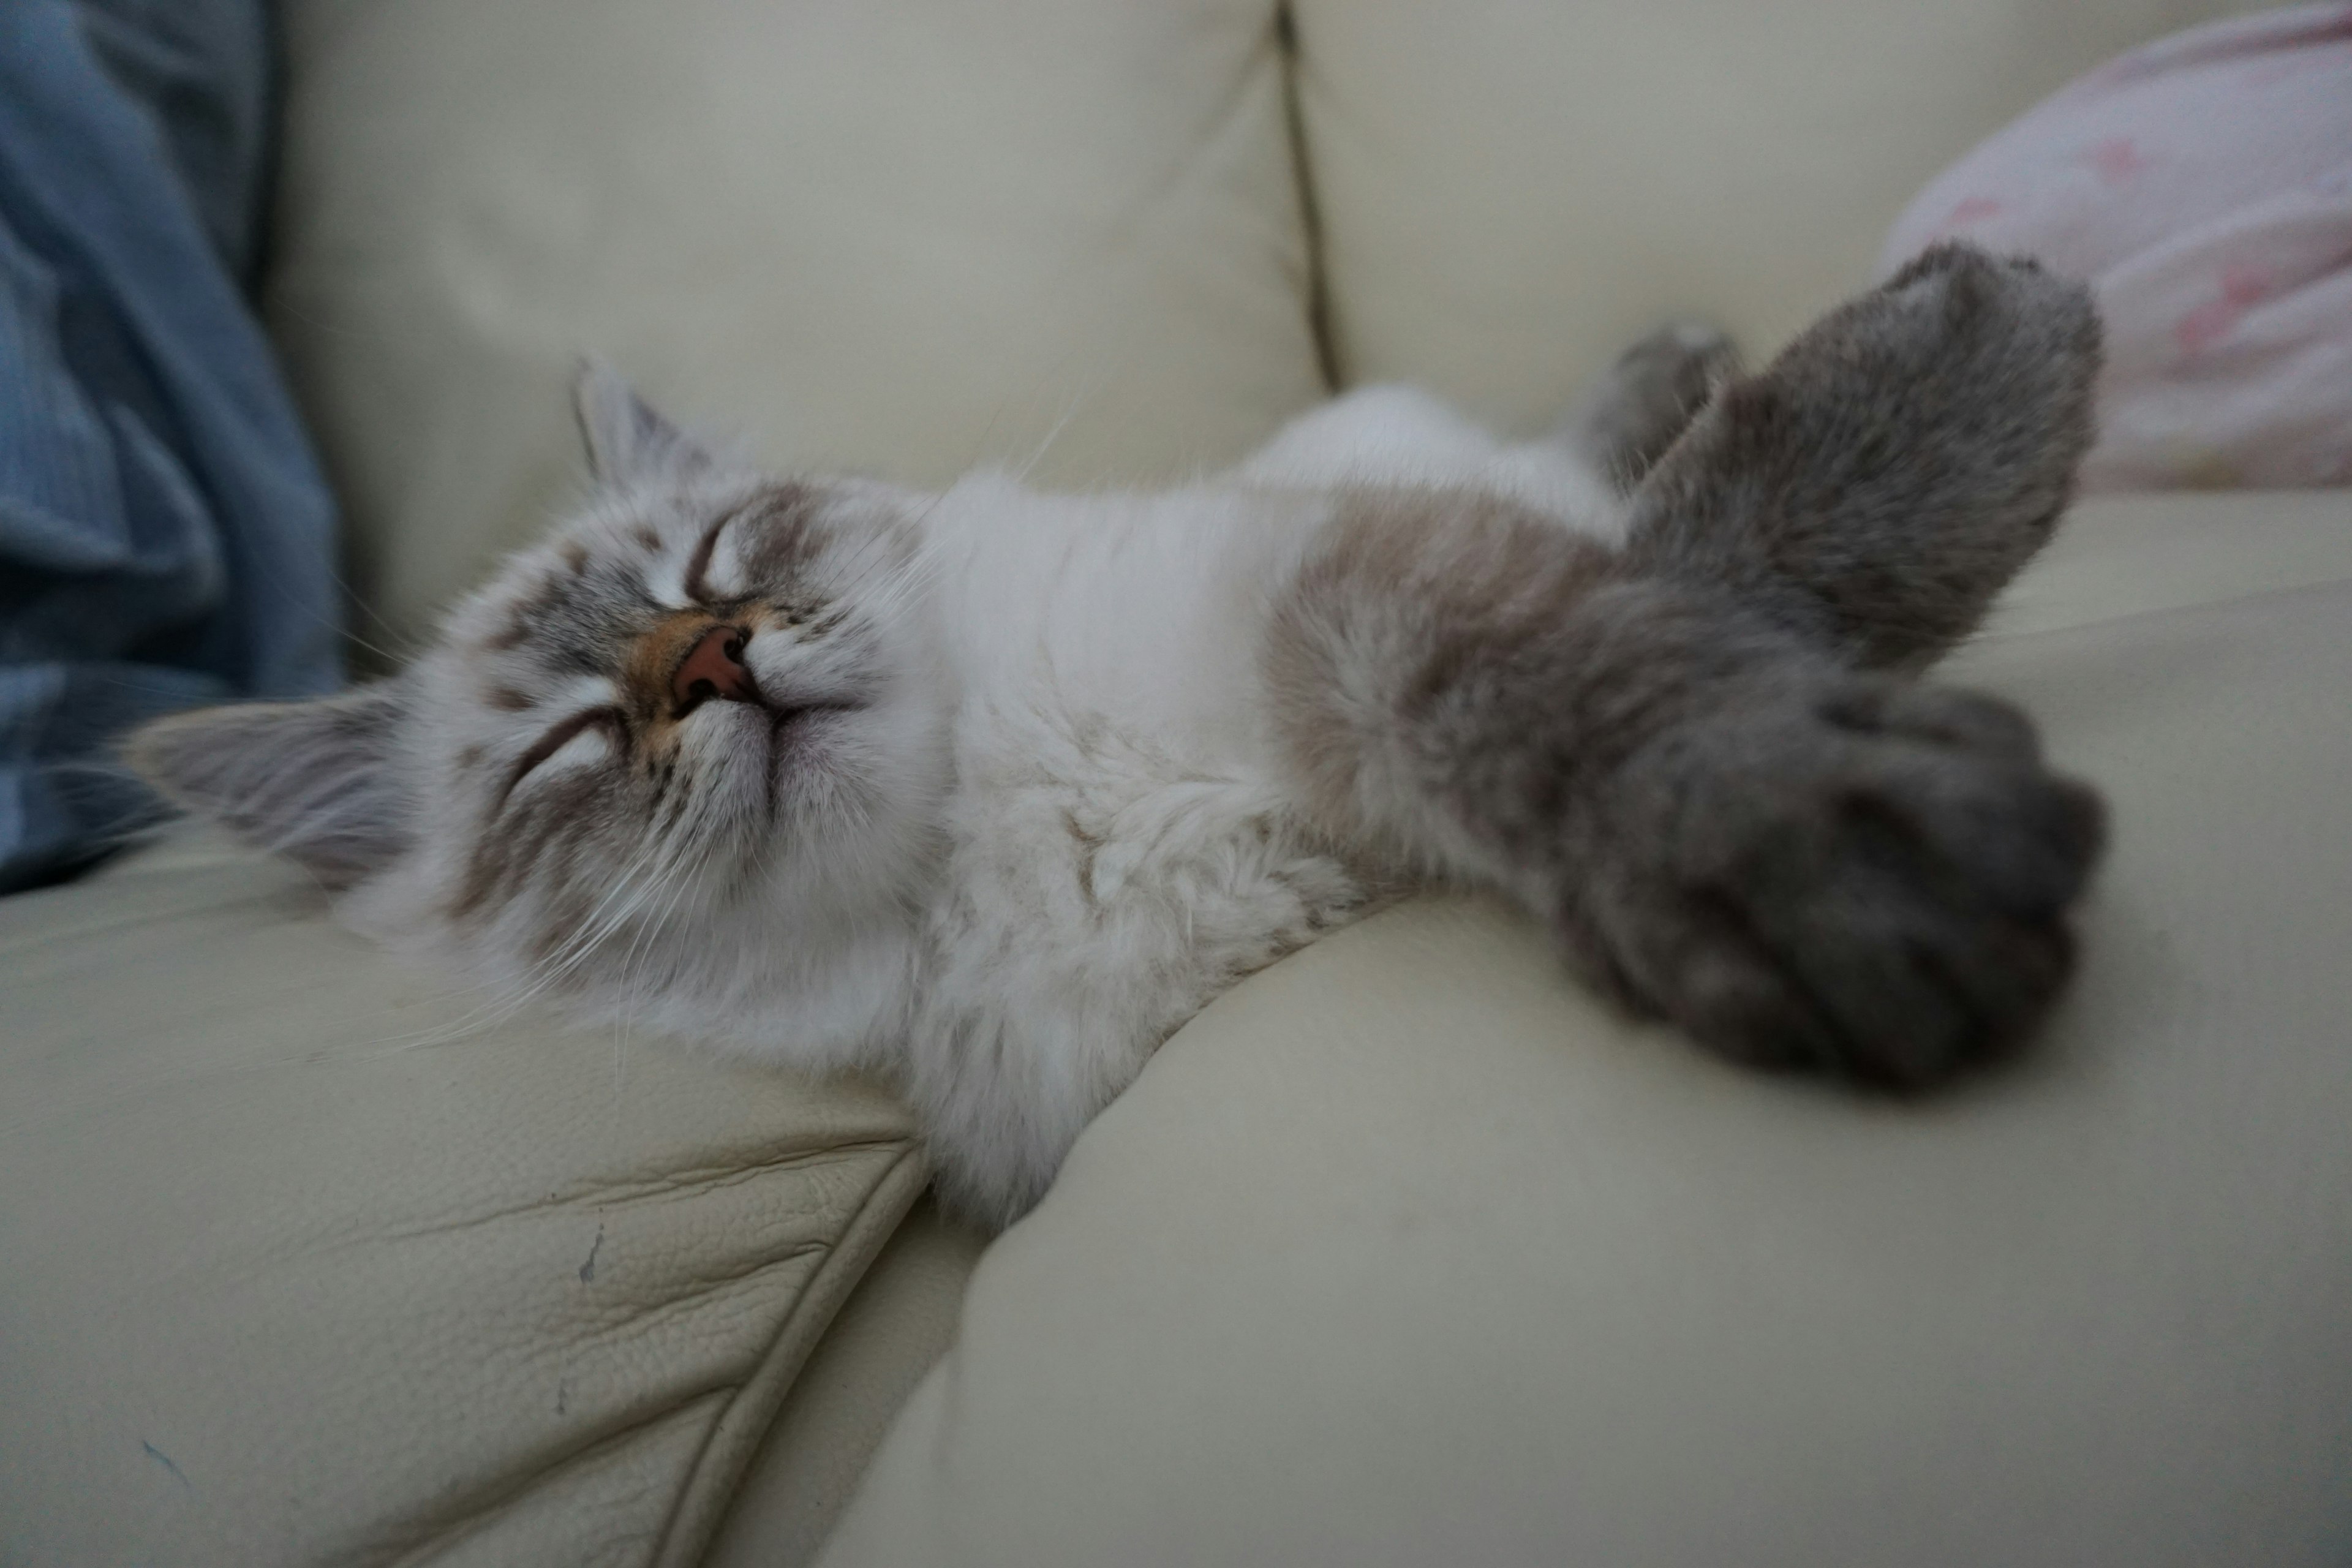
[1863, 752, 2107, 921]
[1621, 318, 1742, 391]
[1878, 685, 2043, 761]
[1883, 241, 2101, 363]
[1675, 944, 1847, 1076]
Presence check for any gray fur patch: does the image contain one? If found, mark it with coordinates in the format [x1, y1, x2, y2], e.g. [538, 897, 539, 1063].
[1265, 244, 2109, 1089]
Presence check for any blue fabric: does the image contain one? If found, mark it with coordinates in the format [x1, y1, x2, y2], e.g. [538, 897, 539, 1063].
[0, 0, 341, 891]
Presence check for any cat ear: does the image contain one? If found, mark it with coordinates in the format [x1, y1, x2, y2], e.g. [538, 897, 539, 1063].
[573, 360, 712, 486]
[126, 680, 414, 888]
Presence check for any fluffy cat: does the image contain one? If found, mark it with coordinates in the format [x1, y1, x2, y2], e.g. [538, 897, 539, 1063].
[133, 244, 2107, 1227]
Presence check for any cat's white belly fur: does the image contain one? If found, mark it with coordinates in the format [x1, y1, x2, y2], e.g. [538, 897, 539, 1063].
[909, 705, 1366, 1218]
[895, 387, 1622, 1215]
[1240, 383, 1628, 533]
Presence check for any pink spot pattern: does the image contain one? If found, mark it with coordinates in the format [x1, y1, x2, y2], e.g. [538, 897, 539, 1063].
[2087, 137, 2150, 183]
[1942, 195, 2004, 232]
[2175, 263, 2274, 355]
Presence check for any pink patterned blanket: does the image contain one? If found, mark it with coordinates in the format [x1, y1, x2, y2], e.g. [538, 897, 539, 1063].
[1882, 2, 2352, 491]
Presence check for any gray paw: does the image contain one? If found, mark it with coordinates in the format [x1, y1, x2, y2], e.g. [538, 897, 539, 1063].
[1630, 242, 2105, 670]
[1559, 319, 1742, 486]
[1570, 674, 2106, 1090]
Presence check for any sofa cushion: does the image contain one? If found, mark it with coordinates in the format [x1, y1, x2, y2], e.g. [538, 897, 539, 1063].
[1288, 0, 2272, 430]
[814, 489, 2352, 1568]
[0, 840, 927, 1567]
[266, 0, 1325, 654]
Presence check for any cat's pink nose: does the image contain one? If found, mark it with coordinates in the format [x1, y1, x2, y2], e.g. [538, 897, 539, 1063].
[673, 625, 753, 710]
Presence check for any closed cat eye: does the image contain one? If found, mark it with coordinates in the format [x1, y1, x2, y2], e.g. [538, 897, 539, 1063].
[496, 707, 624, 806]
[682, 510, 736, 603]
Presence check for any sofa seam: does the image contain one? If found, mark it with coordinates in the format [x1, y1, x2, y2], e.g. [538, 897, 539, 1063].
[654, 1141, 933, 1568]
[1275, 0, 1340, 393]
[1981, 567, 2352, 646]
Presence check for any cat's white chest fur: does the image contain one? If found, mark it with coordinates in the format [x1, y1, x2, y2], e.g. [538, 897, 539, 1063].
[902, 477, 1368, 1213]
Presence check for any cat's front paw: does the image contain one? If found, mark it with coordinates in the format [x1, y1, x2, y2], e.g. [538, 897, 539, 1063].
[1569, 677, 2106, 1089]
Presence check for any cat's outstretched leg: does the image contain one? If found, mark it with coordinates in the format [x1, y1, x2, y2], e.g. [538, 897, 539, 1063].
[1627, 243, 2102, 669]
[1264, 246, 2105, 1088]
[1556, 320, 1741, 489]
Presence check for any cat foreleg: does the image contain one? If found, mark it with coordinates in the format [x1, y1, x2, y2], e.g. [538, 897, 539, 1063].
[1624, 242, 2103, 671]
[1262, 480, 2103, 1088]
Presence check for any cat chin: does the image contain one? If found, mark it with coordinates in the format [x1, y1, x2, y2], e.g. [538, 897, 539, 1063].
[581, 922, 921, 1076]
[329, 848, 921, 1074]
[527, 884, 922, 1074]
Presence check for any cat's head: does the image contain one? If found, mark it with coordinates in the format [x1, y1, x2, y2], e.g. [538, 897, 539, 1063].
[130, 369, 948, 1022]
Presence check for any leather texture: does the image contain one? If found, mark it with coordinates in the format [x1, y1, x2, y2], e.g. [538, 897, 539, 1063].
[0, 843, 927, 1567]
[1289, 0, 2273, 434]
[265, 0, 1325, 656]
[817, 490, 2352, 1568]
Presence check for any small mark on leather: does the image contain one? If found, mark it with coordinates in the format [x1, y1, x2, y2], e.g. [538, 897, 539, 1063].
[142, 1441, 192, 1490]
[578, 1223, 605, 1283]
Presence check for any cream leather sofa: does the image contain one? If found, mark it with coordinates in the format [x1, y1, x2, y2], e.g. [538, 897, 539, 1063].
[5, 2, 2348, 1564]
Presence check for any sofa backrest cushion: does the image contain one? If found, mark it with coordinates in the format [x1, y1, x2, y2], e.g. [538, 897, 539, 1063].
[1290, 0, 2273, 432]
[266, 0, 1326, 654]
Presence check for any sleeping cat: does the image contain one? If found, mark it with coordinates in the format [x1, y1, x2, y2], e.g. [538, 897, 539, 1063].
[132, 243, 2106, 1226]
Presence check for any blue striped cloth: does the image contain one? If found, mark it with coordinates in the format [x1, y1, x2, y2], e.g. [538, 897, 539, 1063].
[0, 0, 341, 891]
